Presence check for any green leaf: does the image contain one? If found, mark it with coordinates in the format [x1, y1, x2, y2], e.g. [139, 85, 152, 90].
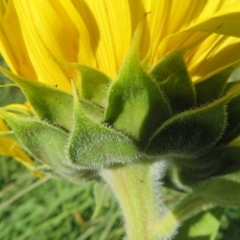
[194, 65, 236, 105]
[173, 179, 240, 223]
[0, 67, 74, 130]
[147, 97, 228, 158]
[105, 23, 171, 147]
[151, 51, 196, 114]
[174, 208, 224, 240]
[68, 90, 139, 169]
[76, 65, 111, 108]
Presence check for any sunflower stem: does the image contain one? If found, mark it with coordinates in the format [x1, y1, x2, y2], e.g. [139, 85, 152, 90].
[100, 161, 176, 240]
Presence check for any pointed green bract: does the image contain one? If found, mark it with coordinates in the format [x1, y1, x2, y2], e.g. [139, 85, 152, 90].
[151, 51, 196, 114]
[105, 64, 171, 148]
[0, 67, 74, 130]
[194, 65, 236, 105]
[173, 145, 240, 187]
[219, 95, 240, 144]
[80, 99, 104, 123]
[76, 65, 111, 108]
[0, 110, 67, 165]
[147, 97, 229, 158]
[105, 22, 171, 147]
[178, 164, 221, 186]
[68, 90, 139, 169]
[0, 110, 94, 182]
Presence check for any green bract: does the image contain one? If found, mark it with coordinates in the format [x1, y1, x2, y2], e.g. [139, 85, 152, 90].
[1, 2, 240, 239]
[1, 28, 240, 240]
[1, 44, 240, 189]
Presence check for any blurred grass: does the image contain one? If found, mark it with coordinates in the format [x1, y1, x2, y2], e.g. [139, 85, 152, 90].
[0, 156, 124, 240]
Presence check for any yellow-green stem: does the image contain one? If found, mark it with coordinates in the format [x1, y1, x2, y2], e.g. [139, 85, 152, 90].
[100, 162, 165, 240]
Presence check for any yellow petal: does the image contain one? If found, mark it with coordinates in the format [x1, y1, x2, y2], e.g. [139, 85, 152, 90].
[194, 0, 235, 20]
[187, 35, 240, 80]
[2, 103, 33, 116]
[145, 0, 207, 59]
[79, 0, 132, 78]
[58, 0, 96, 68]
[186, 1, 240, 37]
[152, 30, 209, 65]
[12, 0, 78, 92]
[152, 0, 240, 71]
[0, 0, 37, 80]
[137, 0, 215, 64]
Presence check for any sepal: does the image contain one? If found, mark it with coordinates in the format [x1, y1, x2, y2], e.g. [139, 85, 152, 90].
[0, 109, 98, 182]
[147, 97, 229, 158]
[151, 51, 196, 113]
[0, 110, 68, 164]
[0, 67, 74, 130]
[75, 65, 111, 108]
[194, 65, 237, 105]
[105, 22, 171, 147]
[165, 144, 240, 188]
[170, 164, 221, 188]
[67, 88, 139, 169]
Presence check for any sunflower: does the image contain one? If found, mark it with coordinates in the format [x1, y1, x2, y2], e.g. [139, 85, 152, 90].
[0, 0, 239, 167]
[1, 1, 240, 239]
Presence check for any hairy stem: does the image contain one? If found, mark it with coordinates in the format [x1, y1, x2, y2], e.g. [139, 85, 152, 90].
[100, 162, 177, 240]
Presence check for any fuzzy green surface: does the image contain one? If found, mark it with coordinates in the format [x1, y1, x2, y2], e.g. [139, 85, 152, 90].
[1, 55, 240, 240]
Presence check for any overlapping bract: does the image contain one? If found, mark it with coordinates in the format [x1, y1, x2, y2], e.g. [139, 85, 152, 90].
[1, 1, 240, 187]
[1, 39, 240, 187]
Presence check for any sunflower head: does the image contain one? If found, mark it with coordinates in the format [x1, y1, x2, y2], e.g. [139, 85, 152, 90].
[1, 1, 240, 188]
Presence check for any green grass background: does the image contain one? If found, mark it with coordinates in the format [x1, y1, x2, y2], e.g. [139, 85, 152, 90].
[0, 156, 124, 240]
[0, 55, 240, 240]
